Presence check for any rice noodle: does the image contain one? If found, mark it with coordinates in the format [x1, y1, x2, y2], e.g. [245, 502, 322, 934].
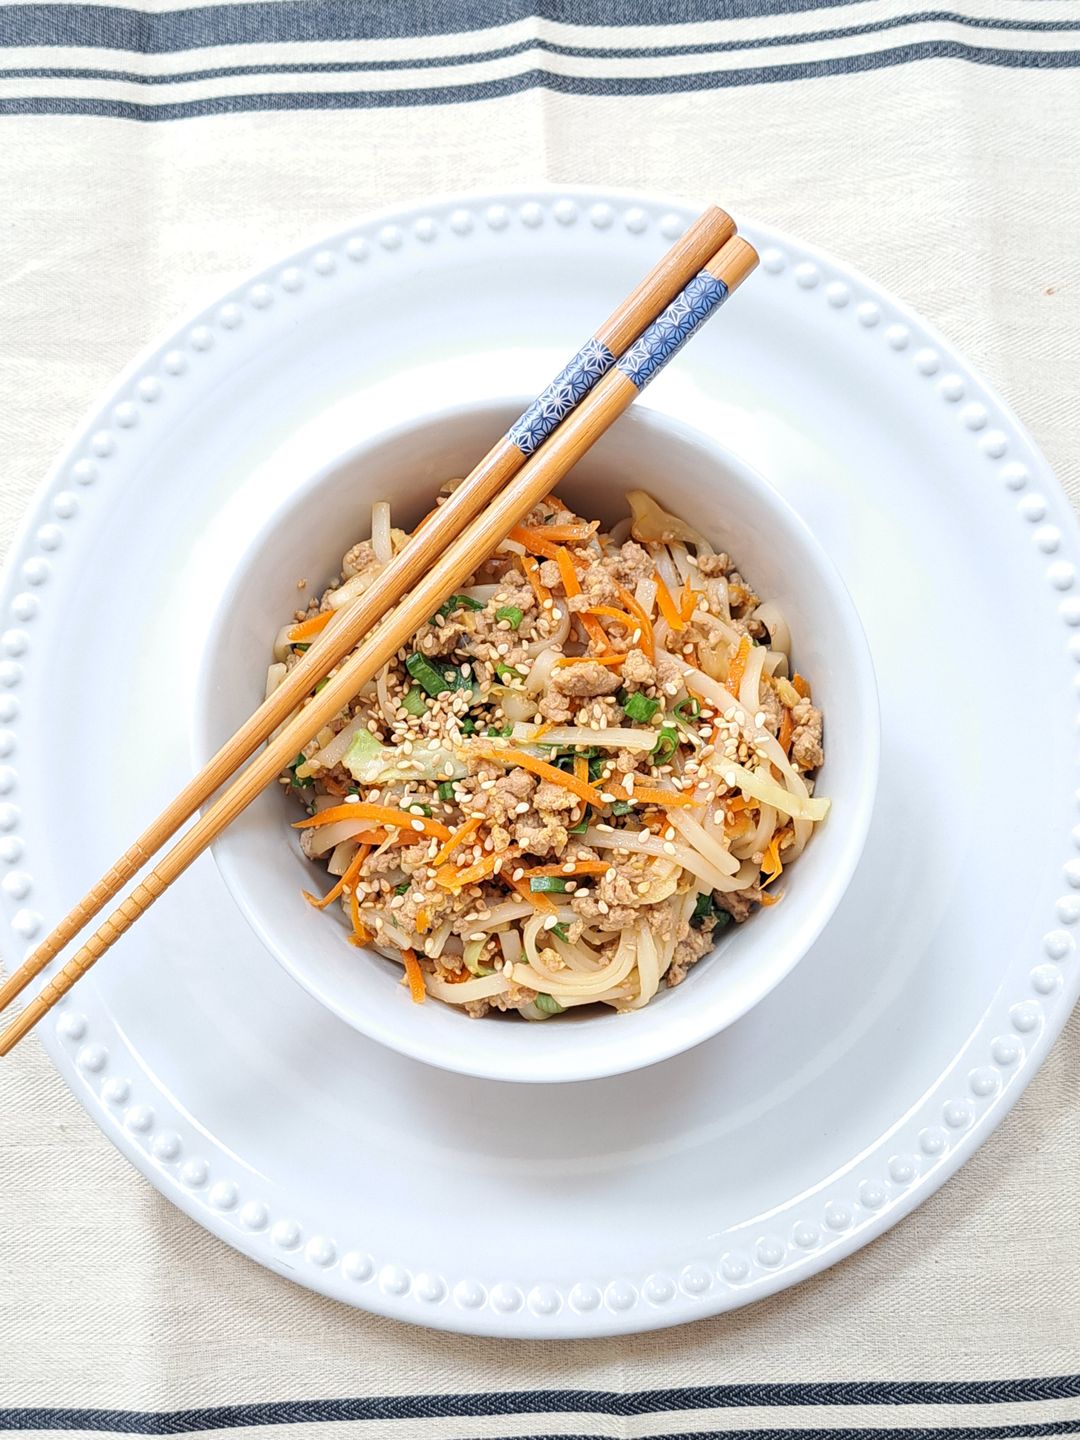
[522, 605, 570, 656]
[625, 923, 660, 1009]
[634, 576, 657, 615]
[371, 501, 392, 564]
[524, 648, 561, 695]
[514, 928, 638, 997]
[608, 518, 632, 546]
[470, 900, 536, 929]
[265, 661, 287, 698]
[326, 840, 359, 877]
[652, 545, 680, 594]
[732, 802, 777, 861]
[739, 643, 766, 715]
[668, 541, 694, 583]
[583, 826, 748, 892]
[497, 929, 522, 966]
[501, 691, 536, 724]
[665, 811, 740, 876]
[753, 601, 791, 657]
[425, 973, 511, 1004]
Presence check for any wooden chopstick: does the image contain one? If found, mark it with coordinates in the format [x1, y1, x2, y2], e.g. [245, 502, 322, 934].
[0, 205, 735, 1023]
[0, 233, 757, 1055]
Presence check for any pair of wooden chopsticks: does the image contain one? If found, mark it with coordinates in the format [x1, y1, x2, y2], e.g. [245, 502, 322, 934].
[0, 208, 758, 1055]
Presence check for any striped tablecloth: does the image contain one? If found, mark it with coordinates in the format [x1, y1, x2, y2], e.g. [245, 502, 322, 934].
[1, 3, 1078, 1436]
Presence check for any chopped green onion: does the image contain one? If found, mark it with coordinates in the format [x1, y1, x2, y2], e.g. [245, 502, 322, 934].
[407, 803, 432, 817]
[568, 808, 591, 834]
[435, 593, 483, 620]
[460, 717, 478, 736]
[292, 642, 310, 653]
[621, 691, 660, 723]
[495, 604, 524, 629]
[535, 993, 565, 1015]
[406, 651, 449, 698]
[393, 882, 411, 895]
[493, 660, 518, 684]
[401, 685, 427, 717]
[610, 799, 634, 816]
[674, 696, 701, 722]
[550, 922, 570, 942]
[437, 781, 456, 801]
[530, 876, 568, 893]
[588, 756, 606, 782]
[691, 892, 716, 926]
[487, 724, 513, 738]
[651, 726, 679, 763]
[288, 753, 310, 791]
[712, 910, 733, 939]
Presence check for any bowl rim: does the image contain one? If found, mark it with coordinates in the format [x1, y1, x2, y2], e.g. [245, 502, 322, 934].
[200, 397, 881, 1084]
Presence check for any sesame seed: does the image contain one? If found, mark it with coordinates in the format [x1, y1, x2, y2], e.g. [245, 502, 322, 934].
[468, 931, 486, 942]
[344, 794, 360, 804]
[597, 899, 610, 914]
[410, 819, 425, 832]
[543, 915, 558, 931]
[663, 841, 677, 855]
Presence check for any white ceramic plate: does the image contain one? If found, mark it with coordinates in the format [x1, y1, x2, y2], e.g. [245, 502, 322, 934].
[2, 188, 1077, 1337]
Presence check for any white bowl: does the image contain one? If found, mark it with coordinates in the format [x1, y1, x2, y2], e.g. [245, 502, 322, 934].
[198, 400, 879, 1084]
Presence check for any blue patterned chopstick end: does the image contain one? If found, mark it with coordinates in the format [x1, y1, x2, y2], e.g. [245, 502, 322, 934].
[507, 336, 616, 456]
[616, 271, 729, 390]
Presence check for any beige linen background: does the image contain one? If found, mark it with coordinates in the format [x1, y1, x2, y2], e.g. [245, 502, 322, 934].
[1, 57, 1079, 1423]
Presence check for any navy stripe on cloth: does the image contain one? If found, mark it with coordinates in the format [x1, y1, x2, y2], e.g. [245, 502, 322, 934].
[3, 12, 1080, 87]
[1, 1377, 1079, 1432]
[0, 0, 889, 52]
[0, 41, 1078, 121]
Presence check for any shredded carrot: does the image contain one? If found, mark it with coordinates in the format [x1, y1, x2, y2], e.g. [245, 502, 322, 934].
[727, 635, 750, 696]
[556, 546, 611, 651]
[508, 875, 558, 913]
[348, 886, 371, 945]
[761, 833, 785, 885]
[679, 578, 697, 624]
[293, 803, 451, 842]
[431, 814, 483, 867]
[415, 907, 430, 935]
[434, 850, 511, 890]
[792, 673, 812, 700]
[522, 860, 609, 878]
[778, 706, 795, 756]
[287, 609, 333, 643]
[508, 524, 561, 560]
[474, 743, 605, 809]
[587, 605, 641, 632]
[514, 522, 598, 551]
[531, 722, 556, 738]
[615, 584, 655, 661]
[554, 653, 625, 668]
[400, 948, 427, 1004]
[574, 754, 589, 786]
[517, 553, 551, 607]
[653, 572, 685, 631]
[617, 784, 697, 808]
[302, 843, 371, 911]
[758, 890, 781, 907]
